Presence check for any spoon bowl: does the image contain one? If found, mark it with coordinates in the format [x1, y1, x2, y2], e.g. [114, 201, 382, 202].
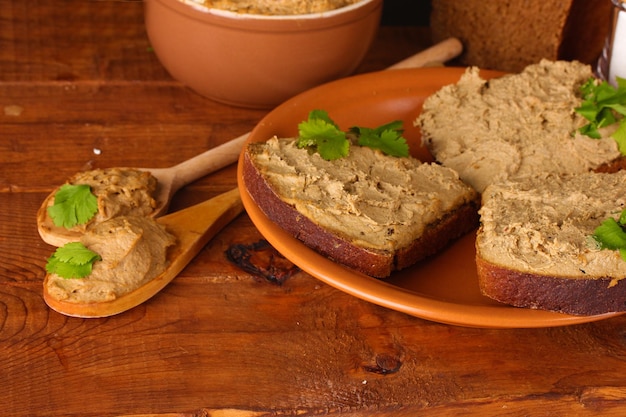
[43, 188, 243, 318]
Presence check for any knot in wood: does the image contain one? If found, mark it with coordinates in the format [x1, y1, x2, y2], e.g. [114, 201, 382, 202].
[363, 353, 402, 375]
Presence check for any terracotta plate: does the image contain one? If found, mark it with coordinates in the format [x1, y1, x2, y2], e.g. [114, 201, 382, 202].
[236, 67, 624, 328]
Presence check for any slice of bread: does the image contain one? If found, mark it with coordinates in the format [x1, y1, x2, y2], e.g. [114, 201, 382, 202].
[477, 171, 626, 315]
[416, 60, 622, 193]
[242, 137, 480, 278]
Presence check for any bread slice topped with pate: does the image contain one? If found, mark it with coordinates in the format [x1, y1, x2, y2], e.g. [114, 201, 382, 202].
[242, 111, 480, 278]
[416, 59, 623, 193]
[476, 170, 626, 315]
[414, 59, 626, 315]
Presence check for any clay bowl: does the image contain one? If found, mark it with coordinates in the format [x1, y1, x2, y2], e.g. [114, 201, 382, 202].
[144, 0, 383, 108]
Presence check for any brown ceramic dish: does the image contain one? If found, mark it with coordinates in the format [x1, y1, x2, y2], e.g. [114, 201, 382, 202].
[144, 0, 383, 108]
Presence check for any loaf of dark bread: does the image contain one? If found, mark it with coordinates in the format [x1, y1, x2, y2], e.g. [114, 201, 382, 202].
[477, 171, 626, 315]
[430, 0, 613, 72]
[242, 137, 480, 278]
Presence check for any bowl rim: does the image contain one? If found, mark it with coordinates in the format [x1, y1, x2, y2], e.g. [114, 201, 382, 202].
[168, 0, 381, 21]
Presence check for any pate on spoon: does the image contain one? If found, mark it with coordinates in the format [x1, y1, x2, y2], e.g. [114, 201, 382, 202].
[42, 188, 243, 318]
[37, 133, 248, 247]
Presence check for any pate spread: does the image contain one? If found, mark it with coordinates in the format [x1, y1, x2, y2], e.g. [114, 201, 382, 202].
[416, 60, 621, 193]
[250, 137, 477, 251]
[198, 0, 361, 15]
[477, 171, 626, 283]
[68, 168, 158, 230]
[46, 216, 176, 303]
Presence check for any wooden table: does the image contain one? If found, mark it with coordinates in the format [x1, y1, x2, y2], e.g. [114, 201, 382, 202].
[2, 1, 626, 416]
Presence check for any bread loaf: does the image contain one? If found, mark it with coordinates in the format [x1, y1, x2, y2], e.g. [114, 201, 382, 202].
[416, 60, 622, 193]
[430, 0, 613, 72]
[477, 170, 626, 315]
[242, 137, 480, 278]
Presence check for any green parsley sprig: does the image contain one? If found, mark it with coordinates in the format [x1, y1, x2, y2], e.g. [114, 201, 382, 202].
[297, 110, 349, 160]
[45, 242, 101, 279]
[575, 76, 626, 154]
[296, 109, 409, 160]
[348, 120, 408, 157]
[47, 184, 98, 229]
[592, 209, 626, 261]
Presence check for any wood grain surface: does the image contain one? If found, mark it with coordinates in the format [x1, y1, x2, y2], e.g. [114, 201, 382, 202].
[2, 1, 626, 416]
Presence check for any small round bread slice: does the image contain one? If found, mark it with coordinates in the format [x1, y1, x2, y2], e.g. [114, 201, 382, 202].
[476, 170, 626, 315]
[243, 137, 480, 278]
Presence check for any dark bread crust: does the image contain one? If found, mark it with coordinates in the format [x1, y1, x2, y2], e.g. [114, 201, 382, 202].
[594, 156, 626, 174]
[476, 256, 626, 315]
[243, 148, 480, 278]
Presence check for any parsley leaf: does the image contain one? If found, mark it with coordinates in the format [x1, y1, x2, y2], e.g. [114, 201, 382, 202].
[296, 109, 409, 160]
[297, 110, 348, 160]
[593, 209, 626, 261]
[612, 117, 626, 154]
[575, 77, 626, 154]
[45, 242, 101, 279]
[349, 120, 409, 157]
[47, 184, 98, 229]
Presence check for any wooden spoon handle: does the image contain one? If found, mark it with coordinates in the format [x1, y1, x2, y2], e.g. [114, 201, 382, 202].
[387, 37, 462, 70]
[168, 132, 249, 190]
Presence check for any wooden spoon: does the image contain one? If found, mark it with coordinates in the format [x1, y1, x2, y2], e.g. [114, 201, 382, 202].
[43, 187, 243, 318]
[37, 37, 463, 247]
[37, 133, 248, 247]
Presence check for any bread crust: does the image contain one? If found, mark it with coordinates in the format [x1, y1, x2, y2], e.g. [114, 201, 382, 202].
[476, 256, 626, 315]
[243, 149, 480, 278]
[594, 156, 626, 174]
